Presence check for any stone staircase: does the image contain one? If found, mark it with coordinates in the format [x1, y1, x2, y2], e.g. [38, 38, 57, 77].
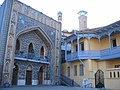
[61, 74, 80, 87]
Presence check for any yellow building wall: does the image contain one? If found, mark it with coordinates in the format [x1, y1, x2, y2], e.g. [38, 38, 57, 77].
[105, 78, 120, 89]
[90, 38, 99, 50]
[84, 39, 89, 50]
[97, 61, 107, 70]
[61, 60, 98, 87]
[106, 59, 120, 68]
[100, 33, 120, 50]
[61, 60, 90, 84]
[100, 37, 109, 50]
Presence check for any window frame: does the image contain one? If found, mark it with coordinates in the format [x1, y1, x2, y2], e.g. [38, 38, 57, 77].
[80, 64, 84, 76]
[74, 65, 77, 76]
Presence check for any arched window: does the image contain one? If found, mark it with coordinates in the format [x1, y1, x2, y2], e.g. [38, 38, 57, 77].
[40, 46, 44, 58]
[5, 62, 9, 72]
[28, 43, 34, 59]
[16, 39, 20, 51]
[8, 36, 12, 47]
[10, 24, 14, 35]
[28, 43, 34, 53]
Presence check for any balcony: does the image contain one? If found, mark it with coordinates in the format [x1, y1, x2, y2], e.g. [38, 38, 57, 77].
[66, 50, 100, 62]
[15, 50, 50, 64]
[100, 46, 120, 60]
[65, 46, 120, 62]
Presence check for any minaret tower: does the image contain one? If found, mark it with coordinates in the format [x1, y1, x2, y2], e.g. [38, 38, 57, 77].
[78, 10, 87, 31]
[58, 11, 62, 22]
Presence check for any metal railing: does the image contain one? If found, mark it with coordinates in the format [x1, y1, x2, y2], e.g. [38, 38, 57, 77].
[15, 50, 48, 62]
[61, 74, 80, 87]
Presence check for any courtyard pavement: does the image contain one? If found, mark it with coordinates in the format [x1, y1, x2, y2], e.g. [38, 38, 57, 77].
[0, 85, 109, 90]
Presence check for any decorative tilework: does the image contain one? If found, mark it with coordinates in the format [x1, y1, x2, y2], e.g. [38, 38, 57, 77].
[0, 0, 13, 84]
[13, 0, 60, 30]
[16, 14, 56, 44]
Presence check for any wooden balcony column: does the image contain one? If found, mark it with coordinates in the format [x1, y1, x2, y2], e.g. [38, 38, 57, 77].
[98, 36, 101, 50]
[65, 42, 67, 60]
[70, 40, 73, 59]
[108, 33, 111, 48]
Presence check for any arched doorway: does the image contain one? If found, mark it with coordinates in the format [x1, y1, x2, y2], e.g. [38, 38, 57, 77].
[28, 43, 34, 59]
[12, 63, 18, 85]
[95, 69, 104, 88]
[26, 65, 32, 85]
[38, 66, 44, 84]
[40, 46, 44, 59]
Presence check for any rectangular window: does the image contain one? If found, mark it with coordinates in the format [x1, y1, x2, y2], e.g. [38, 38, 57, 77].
[67, 66, 70, 77]
[74, 65, 77, 76]
[80, 64, 84, 76]
[115, 65, 120, 68]
[80, 42, 84, 51]
[111, 39, 117, 47]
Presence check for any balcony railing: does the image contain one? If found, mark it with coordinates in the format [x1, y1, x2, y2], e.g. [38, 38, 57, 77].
[66, 50, 100, 62]
[61, 74, 80, 87]
[66, 46, 120, 62]
[100, 46, 120, 60]
[105, 68, 120, 78]
[15, 50, 48, 62]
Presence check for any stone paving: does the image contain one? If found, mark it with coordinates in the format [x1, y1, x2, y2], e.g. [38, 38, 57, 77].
[0, 85, 108, 90]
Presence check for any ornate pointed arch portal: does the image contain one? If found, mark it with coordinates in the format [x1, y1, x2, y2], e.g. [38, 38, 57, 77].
[0, 0, 61, 87]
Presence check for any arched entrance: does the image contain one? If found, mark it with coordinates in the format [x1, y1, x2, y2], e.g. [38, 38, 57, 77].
[12, 63, 18, 85]
[38, 66, 44, 84]
[26, 65, 32, 85]
[95, 69, 104, 88]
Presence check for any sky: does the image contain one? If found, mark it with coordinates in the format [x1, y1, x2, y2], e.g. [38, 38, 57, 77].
[0, 0, 120, 31]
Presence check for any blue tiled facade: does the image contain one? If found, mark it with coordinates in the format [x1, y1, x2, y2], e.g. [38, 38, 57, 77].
[16, 14, 56, 45]
[0, 1, 5, 34]
[0, 0, 13, 85]
[0, 0, 61, 87]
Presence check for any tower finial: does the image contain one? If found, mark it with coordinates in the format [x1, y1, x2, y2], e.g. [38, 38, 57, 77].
[78, 10, 87, 16]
